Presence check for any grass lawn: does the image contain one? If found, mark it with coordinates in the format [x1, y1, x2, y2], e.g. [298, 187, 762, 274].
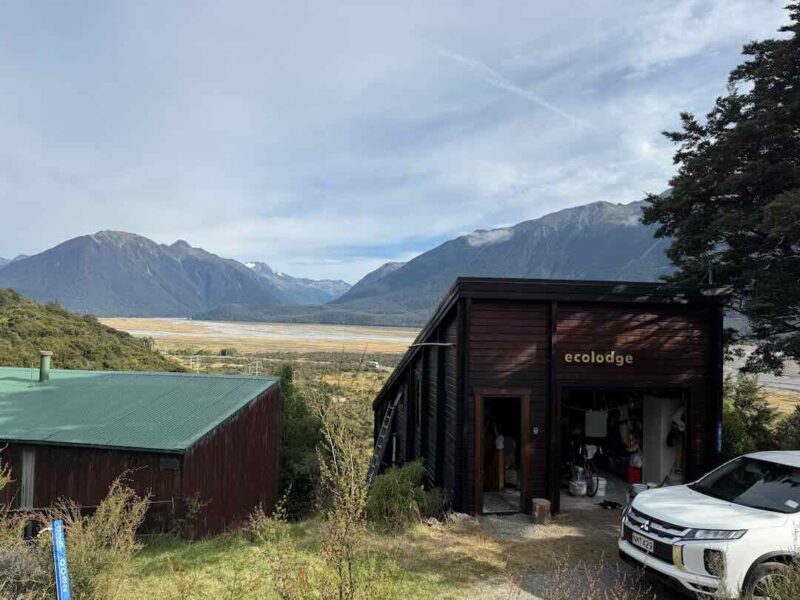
[118, 509, 674, 600]
[119, 518, 517, 599]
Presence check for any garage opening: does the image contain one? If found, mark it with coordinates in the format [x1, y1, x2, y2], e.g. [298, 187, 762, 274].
[559, 388, 688, 510]
[481, 396, 523, 514]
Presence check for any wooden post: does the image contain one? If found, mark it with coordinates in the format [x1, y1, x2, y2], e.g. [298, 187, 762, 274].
[531, 498, 551, 525]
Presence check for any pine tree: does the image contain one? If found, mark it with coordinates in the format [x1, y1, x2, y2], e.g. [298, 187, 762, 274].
[643, 4, 800, 373]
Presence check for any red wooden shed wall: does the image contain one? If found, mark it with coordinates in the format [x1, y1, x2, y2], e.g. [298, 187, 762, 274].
[0, 384, 281, 537]
[0, 444, 180, 509]
[182, 385, 281, 535]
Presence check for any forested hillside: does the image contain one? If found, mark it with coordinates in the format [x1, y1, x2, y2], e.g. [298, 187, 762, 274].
[0, 289, 182, 371]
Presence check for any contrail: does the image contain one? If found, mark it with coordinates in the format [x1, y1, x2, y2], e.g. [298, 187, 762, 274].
[434, 46, 593, 129]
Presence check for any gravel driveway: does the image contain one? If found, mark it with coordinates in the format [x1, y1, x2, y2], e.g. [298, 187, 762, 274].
[476, 508, 685, 599]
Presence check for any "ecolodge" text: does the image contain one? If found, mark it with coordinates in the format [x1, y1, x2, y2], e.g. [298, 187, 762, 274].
[563, 351, 633, 367]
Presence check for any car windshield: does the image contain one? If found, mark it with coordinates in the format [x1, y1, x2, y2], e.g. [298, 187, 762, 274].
[690, 457, 800, 514]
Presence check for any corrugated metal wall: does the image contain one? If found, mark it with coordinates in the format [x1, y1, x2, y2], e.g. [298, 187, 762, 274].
[182, 385, 281, 536]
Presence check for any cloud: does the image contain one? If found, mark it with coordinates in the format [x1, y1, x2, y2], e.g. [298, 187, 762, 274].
[433, 46, 594, 129]
[467, 228, 514, 248]
[0, 0, 790, 283]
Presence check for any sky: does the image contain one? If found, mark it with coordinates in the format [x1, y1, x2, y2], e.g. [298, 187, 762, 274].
[0, 1, 791, 283]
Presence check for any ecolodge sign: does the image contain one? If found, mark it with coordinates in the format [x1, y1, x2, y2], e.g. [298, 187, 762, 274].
[563, 350, 634, 367]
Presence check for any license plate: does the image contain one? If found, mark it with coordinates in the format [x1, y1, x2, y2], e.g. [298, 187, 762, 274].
[631, 532, 655, 553]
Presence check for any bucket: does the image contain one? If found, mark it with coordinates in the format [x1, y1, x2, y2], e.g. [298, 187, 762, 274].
[631, 483, 649, 498]
[625, 466, 642, 484]
[595, 477, 607, 498]
[569, 479, 587, 496]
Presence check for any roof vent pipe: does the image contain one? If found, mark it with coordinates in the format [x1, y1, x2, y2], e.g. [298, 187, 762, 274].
[39, 351, 52, 382]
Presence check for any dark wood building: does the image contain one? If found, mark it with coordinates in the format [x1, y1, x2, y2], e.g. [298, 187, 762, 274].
[372, 278, 726, 516]
[0, 365, 281, 535]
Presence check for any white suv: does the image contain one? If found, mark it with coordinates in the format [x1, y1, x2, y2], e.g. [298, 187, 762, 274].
[619, 451, 800, 598]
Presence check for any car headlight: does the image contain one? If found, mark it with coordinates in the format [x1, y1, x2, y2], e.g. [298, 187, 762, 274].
[619, 505, 631, 539]
[685, 529, 747, 540]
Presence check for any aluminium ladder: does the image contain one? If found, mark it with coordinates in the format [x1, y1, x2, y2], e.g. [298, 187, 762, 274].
[367, 390, 403, 482]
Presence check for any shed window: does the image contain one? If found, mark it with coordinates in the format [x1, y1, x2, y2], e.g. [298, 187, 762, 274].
[159, 457, 180, 471]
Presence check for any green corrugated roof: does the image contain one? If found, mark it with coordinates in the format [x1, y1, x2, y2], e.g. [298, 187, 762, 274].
[0, 367, 278, 453]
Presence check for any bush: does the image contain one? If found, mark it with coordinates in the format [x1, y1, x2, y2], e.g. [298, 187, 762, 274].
[776, 406, 800, 450]
[247, 495, 315, 599]
[33, 476, 150, 599]
[0, 472, 149, 600]
[722, 374, 778, 457]
[277, 365, 322, 519]
[169, 494, 210, 540]
[722, 399, 756, 458]
[367, 461, 445, 532]
[0, 545, 49, 599]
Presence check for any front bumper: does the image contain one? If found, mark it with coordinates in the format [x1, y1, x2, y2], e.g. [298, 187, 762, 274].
[618, 539, 720, 597]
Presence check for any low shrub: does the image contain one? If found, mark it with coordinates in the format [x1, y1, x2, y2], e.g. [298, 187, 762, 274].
[367, 461, 446, 532]
[33, 475, 150, 600]
[169, 494, 210, 540]
[540, 551, 653, 600]
[0, 545, 49, 599]
[247, 497, 315, 599]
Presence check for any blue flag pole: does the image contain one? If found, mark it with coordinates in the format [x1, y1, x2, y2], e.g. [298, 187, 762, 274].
[51, 519, 72, 600]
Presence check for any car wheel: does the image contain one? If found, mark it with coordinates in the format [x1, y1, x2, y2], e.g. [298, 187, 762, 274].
[746, 561, 791, 599]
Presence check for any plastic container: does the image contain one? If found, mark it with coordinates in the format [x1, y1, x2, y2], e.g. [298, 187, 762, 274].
[625, 466, 642, 484]
[631, 483, 649, 498]
[595, 477, 607, 497]
[569, 479, 587, 496]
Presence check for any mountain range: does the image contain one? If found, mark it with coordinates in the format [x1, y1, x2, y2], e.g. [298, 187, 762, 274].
[199, 199, 673, 325]
[245, 262, 350, 305]
[0, 199, 673, 325]
[0, 232, 351, 316]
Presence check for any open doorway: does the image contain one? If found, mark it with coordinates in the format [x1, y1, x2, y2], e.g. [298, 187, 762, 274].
[481, 396, 523, 514]
[559, 388, 688, 510]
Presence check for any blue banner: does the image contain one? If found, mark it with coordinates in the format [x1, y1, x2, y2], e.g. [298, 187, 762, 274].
[51, 519, 72, 600]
